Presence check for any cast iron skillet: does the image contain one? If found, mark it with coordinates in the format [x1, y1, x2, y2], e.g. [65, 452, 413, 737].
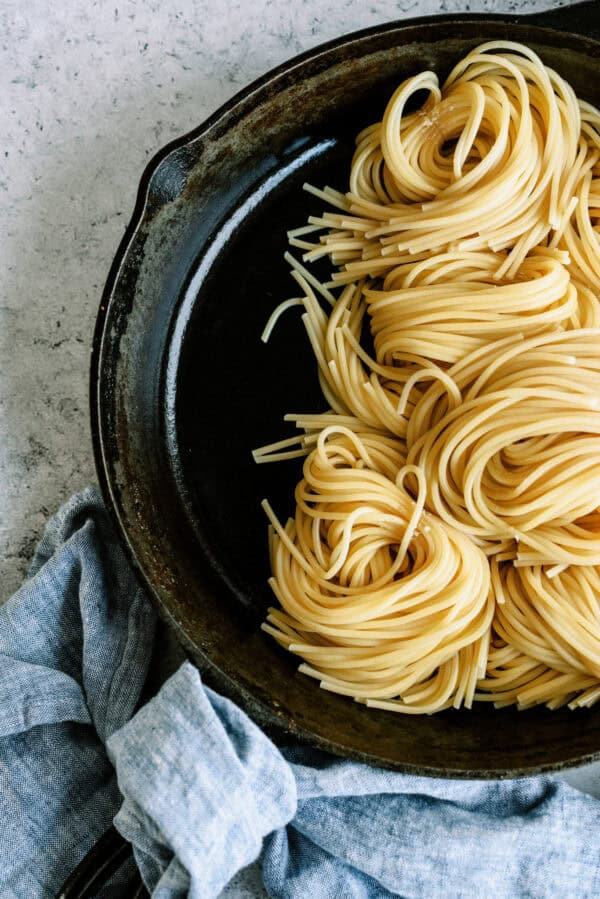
[58, 3, 600, 897]
[91, 2, 600, 781]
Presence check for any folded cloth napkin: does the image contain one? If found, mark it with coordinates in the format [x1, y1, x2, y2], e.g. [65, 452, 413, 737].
[2, 490, 600, 899]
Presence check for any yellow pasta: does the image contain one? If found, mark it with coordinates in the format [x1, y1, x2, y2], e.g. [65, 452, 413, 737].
[261, 427, 493, 714]
[406, 330, 600, 564]
[477, 563, 600, 709]
[299, 42, 588, 282]
[255, 41, 600, 713]
[367, 250, 582, 367]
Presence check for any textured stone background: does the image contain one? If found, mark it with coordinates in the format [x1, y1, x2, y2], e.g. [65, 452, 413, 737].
[0, 1, 583, 895]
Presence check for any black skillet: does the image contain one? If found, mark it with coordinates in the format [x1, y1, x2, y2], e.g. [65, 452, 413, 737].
[60, 3, 600, 895]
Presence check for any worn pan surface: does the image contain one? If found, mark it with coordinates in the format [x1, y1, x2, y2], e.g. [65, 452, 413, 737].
[91, 2, 600, 777]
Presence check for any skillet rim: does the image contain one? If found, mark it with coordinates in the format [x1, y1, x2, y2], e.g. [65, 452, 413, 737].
[90, 5, 600, 777]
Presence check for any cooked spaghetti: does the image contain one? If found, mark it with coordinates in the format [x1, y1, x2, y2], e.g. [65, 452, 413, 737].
[261, 427, 493, 714]
[477, 562, 600, 709]
[255, 41, 600, 713]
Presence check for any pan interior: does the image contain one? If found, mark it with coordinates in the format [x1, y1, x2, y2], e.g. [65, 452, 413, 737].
[168, 137, 352, 617]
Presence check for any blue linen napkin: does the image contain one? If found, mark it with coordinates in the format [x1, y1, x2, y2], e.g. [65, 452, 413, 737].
[2, 489, 600, 899]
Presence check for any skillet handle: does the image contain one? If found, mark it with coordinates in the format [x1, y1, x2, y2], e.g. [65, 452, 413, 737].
[520, 0, 600, 42]
[55, 824, 146, 899]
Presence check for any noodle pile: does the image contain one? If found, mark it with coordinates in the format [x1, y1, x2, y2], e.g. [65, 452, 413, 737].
[254, 41, 600, 713]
